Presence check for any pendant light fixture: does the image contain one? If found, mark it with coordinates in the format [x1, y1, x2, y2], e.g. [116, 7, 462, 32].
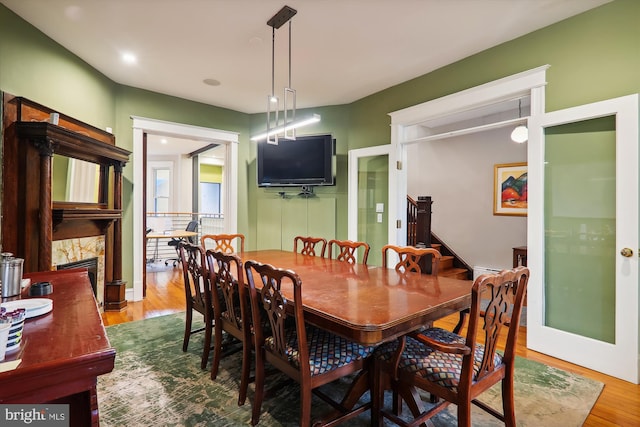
[510, 99, 528, 143]
[251, 5, 321, 145]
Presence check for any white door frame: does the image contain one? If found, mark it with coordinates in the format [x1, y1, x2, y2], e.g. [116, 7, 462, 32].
[131, 116, 239, 301]
[527, 94, 639, 383]
[386, 65, 549, 246]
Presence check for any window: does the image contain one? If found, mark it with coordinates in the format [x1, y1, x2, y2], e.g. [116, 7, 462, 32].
[153, 168, 170, 213]
[200, 182, 221, 214]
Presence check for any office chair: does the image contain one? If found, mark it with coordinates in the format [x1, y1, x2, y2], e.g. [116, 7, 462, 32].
[166, 220, 199, 266]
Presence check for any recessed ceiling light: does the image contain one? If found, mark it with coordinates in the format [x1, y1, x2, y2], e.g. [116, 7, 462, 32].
[121, 52, 137, 65]
[161, 139, 168, 144]
[203, 78, 221, 87]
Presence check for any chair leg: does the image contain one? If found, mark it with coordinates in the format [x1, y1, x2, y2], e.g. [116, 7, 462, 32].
[457, 399, 472, 427]
[299, 385, 312, 427]
[502, 374, 517, 427]
[453, 309, 468, 334]
[251, 349, 265, 426]
[393, 390, 403, 415]
[371, 358, 386, 427]
[237, 341, 251, 406]
[201, 318, 212, 370]
[183, 309, 193, 352]
[210, 322, 223, 380]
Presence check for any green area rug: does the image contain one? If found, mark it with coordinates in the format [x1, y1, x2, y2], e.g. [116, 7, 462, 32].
[98, 313, 603, 426]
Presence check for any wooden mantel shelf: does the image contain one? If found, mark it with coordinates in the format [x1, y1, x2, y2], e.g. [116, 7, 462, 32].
[15, 121, 130, 166]
[52, 208, 121, 241]
[52, 208, 121, 222]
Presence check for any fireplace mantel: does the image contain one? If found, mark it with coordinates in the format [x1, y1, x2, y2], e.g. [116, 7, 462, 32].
[1, 94, 131, 311]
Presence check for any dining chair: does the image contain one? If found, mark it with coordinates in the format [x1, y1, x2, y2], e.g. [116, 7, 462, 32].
[371, 266, 530, 427]
[293, 236, 327, 257]
[382, 244, 441, 275]
[244, 260, 375, 427]
[327, 239, 370, 265]
[201, 233, 245, 254]
[166, 220, 199, 266]
[205, 249, 252, 406]
[178, 241, 213, 370]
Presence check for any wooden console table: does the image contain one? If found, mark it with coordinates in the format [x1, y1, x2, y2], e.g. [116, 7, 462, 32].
[513, 246, 528, 267]
[0, 268, 115, 426]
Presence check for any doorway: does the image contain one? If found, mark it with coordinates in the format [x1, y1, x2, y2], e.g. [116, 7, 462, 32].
[131, 117, 239, 301]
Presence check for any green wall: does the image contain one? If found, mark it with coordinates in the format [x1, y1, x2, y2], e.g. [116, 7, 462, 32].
[1, 0, 639, 287]
[200, 164, 222, 183]
[0, 6, 115, 127]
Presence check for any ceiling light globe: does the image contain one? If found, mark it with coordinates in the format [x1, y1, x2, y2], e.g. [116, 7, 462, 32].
[511, 125, 528, 143]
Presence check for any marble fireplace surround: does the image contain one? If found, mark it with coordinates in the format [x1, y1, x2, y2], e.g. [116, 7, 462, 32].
[52, 236, 105, 308]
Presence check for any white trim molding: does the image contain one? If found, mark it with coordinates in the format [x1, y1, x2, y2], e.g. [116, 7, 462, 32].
[131, 116, 239, 301]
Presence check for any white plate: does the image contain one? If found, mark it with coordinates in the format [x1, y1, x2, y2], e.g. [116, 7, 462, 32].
[1, 298, 53, 319]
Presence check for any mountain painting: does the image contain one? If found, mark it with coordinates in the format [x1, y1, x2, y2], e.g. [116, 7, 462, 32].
[494, 163, 527, 216]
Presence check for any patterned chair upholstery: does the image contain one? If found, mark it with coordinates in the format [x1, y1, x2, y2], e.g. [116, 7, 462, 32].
[371, 267, 529, 427]
[245, 259, 374, 427]
[374, 328, 502, 390]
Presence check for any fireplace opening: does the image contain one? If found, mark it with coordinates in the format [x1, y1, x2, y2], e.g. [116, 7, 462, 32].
[57, 257, 98, 297]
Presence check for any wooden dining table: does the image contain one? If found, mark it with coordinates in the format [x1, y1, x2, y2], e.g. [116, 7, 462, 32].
[239, 249, 473, 424]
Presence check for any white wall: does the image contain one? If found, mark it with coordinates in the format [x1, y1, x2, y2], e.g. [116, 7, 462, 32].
[146, 154, 193, 217]
[406, 126, 526, 270]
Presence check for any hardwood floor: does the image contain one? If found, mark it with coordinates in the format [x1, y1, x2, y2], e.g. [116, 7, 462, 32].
[103, 263, 640, 426]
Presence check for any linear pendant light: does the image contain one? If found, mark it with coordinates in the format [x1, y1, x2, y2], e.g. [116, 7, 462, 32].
[251, 5, 321, 145]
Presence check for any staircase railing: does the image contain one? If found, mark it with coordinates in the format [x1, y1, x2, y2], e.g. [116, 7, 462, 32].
[407, 196, 432, 247]
[407, 195, 473, 279]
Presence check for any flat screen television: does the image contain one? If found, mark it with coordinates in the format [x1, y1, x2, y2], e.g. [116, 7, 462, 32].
[257, 134, 335, 187]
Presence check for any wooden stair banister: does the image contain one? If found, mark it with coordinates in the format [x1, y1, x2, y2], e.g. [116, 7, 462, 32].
[407, 195, 473, 280]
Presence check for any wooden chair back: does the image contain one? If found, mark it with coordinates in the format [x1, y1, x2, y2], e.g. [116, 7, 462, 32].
[381, 244, 441, 275]
[373, 267, 530, 426]
[205, 249, 252, 405]
[201, 233, 245, 254]
[328, 239, 370, 265]
[293, 236, 327, 257]
[244, 259, 373, 426]
[177, 242, 213, 369]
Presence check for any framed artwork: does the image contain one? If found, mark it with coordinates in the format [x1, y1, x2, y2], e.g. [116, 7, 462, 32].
[494, 162, 527, 216]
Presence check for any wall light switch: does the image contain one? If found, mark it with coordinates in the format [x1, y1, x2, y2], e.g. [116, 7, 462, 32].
[377, 213, 383, 223]
[376, 203, 384, 213]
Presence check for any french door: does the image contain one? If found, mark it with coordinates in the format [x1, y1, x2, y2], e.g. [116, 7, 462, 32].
[348, 145, 397, 267]
[527, 94, 639, 383]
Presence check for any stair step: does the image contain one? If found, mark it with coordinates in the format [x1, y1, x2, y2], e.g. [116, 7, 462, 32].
[438, 267, 470, 280]
[439, 255, 454, 270]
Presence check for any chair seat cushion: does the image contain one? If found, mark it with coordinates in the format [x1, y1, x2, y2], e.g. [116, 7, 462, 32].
[265, 326, 374, 376]
[374, 327, 502, 390]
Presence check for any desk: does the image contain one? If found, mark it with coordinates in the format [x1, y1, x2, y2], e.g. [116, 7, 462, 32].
[146, 230, 198, 263]
[0, 268, 115, 426]
[240, 250, 472, 424]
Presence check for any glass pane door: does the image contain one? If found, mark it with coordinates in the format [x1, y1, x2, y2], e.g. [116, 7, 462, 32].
[544, 117, 616, 342]
[527, 94, 639, 383]
[348, 145, 395, 267]
[357, 155, 389, 267]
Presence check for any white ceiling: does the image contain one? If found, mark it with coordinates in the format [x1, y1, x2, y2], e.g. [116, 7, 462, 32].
[2, 0, 610, 116]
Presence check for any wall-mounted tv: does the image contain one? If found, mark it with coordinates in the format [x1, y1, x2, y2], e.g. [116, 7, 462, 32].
[257, 134, 335, 187]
